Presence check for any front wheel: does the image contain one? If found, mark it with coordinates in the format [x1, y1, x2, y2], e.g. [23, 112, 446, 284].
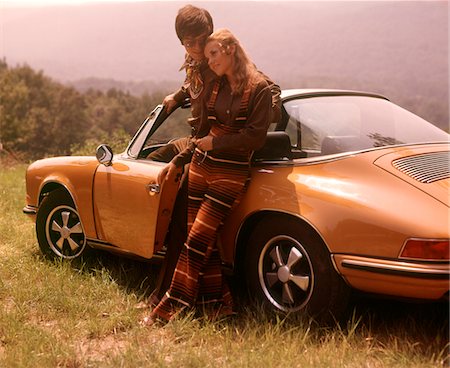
[245, 217, 349, 323]
[36, 189, 87, 260]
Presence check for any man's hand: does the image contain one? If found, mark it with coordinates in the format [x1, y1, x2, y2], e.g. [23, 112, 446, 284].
[195, 135, 214, 151]
[157, 162, 179, 184]
[163, 93, 177, 114]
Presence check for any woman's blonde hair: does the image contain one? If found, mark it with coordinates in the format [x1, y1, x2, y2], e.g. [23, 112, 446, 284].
[206, 28, 257, 94]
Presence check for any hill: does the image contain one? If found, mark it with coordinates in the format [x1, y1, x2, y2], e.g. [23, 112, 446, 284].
[1, 1, 448, 129]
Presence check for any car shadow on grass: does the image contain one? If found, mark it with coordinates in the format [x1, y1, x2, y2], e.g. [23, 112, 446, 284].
[36, 247, 449, 360]
[36, 247, 162, 300]
[346, 293, 449, 354]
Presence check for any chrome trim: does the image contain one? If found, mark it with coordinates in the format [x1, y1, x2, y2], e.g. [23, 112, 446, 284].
[126, 106, 162, 159]
[45, 204, 86, 259]
[280, 89, 389, 101]
[340, 257, 449, 279]
[253, 160, 294, 167]
[86, 238, 165, 261]
[398, 237, 450, 261]
[392, 151, 450, 183]
[146, 183, 161, 193]
[290, 142, 450, 166]
[258, 235, 313, 312]
[37, 181, 88, 252]
[86, 238, 118, 248]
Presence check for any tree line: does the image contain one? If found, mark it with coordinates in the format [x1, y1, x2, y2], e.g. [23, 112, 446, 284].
[1, 60, 448, 163]
[0, 60, 168, 161]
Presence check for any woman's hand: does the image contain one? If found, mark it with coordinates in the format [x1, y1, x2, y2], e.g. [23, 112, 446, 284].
[158, 162, 178, 184]
[195, 135, 214, 151]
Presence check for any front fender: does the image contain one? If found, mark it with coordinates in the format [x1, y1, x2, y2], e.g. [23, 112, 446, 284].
[25, 156, 100, 238]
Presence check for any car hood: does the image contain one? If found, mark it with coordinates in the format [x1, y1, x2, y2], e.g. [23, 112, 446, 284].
[373, 144, 449, 207]
[29, 155, 98, 168]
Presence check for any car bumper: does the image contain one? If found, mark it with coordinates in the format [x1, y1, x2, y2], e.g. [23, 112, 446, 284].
[333, 254, 450, 300]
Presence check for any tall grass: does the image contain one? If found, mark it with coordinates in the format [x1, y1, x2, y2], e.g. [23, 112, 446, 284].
[0, 163, 448, 367]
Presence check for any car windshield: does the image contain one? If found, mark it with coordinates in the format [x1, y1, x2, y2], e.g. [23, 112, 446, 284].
[282, 95, 449, 157]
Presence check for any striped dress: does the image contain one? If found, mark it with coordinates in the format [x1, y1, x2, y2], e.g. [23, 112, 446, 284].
[150, 78, 257, 321]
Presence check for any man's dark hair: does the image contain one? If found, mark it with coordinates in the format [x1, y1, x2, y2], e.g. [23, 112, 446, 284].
[175, 5, 213, 42]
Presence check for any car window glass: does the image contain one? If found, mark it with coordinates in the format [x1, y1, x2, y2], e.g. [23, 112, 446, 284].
[144, 107, 192, 146]
[283, 96, 449, 157]
[285, 114, 299, 148]
[300, 101, 360, 152]
[128, 106, 162, 158]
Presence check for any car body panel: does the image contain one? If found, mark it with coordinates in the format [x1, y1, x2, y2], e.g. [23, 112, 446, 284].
[93, 157, 164, 257]
[25, 156, 100, 237]
[373, 145, 450, 206]
[333, 254, 449, 299]
[219, 144, 449, 263]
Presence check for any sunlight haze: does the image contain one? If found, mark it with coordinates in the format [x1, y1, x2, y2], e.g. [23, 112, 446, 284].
[1, 0, 448, 130]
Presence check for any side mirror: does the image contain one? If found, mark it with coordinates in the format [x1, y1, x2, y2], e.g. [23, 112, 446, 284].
[96, 144, 113, 166]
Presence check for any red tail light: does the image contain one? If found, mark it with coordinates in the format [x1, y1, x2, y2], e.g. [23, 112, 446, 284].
[400, 239, 449, 260]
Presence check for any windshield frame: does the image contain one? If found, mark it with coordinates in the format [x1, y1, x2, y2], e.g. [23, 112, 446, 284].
[126, 105, 164, 159]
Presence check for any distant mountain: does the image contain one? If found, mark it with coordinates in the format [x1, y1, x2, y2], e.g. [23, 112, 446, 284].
[1, 1, 448, 130]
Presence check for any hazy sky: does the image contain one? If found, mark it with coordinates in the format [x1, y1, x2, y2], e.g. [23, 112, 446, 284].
[1, 0, 447, 128]
[1, 0, 434, 5]
[2, 0, 144, 4]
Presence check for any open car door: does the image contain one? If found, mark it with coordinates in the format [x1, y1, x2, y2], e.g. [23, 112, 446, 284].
[92, 104, 191, 259]
[92, 158, 181, 259]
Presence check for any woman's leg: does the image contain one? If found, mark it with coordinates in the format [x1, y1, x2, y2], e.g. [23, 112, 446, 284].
[150, 158, 209, 320]
[151, 159, 248, 321]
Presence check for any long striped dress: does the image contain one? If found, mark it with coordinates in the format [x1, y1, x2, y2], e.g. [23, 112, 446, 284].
[150, 78, 254, 321]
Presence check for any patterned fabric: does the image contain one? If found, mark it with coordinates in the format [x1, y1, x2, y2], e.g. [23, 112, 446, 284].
[150, 78, 252, 321]
[207, 78, 252, 161]
[180, 55, 204, 100]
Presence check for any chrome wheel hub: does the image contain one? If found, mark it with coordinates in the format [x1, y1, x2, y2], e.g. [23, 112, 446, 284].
[46, 205, 86, 258]
[258, 235, 314, 312]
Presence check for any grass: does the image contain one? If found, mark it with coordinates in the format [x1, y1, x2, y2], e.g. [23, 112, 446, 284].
[0, 162, 448, 367]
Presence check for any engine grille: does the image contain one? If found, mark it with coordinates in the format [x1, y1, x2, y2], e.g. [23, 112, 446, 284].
[392, 151, 450, 184]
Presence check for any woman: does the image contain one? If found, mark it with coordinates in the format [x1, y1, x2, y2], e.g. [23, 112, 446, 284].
[145, 28, 273, 323]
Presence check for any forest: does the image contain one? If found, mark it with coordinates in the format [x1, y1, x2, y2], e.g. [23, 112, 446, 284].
[0, 60, 448, 162]
[0, 60, 168, 161]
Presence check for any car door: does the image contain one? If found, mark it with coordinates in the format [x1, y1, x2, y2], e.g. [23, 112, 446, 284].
[92, 158, 181, 258]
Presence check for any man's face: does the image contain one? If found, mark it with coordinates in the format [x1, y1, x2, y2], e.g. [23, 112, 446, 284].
[182, 33, 209, 62]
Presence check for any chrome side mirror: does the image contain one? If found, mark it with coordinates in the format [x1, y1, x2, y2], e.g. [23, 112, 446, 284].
[96, 144, 113, 166]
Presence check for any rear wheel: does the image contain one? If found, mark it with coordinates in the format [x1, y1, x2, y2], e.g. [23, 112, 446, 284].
[245, 217, 349, 323]
[36, 189, 87, 260]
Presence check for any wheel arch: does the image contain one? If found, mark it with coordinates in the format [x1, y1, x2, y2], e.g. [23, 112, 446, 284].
[234, 210, 333, 275]
[39, 181, 76, 207]
[235, 209, 351, 322]
[36, 185, 88, 259]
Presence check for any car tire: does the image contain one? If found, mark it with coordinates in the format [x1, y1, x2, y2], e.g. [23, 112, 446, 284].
[36, 189, 87, 260]
[245, 217, 349, 323]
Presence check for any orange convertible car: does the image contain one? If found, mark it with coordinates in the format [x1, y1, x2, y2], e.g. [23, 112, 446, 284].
[24, 89, 450, 319]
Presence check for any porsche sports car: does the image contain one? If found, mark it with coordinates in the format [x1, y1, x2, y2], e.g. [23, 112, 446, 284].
[23, 89, 450, 320]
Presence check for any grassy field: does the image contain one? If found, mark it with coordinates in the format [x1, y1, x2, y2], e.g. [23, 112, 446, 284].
[0, 163, 448, 367]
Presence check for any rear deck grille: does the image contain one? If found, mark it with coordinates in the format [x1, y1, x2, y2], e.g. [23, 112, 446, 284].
[392, 151, 450, 184]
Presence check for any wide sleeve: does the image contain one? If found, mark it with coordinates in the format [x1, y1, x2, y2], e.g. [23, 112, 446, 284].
[173, 87, 189, 103]
[211, 81, 272, 152]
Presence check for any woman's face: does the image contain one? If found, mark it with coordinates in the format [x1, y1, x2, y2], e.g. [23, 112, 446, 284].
[204, 40, 234, 77]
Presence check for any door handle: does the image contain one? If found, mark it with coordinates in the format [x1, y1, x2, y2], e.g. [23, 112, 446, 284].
[146, 183, 160, 193]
